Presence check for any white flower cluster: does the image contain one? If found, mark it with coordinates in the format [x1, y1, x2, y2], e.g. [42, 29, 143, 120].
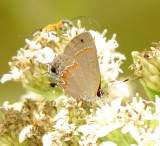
[0, 20, 125, 99]
[1, 94, 160, 146]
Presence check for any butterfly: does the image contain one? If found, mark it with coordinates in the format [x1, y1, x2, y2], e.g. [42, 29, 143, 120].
[49, 32, 103, 102]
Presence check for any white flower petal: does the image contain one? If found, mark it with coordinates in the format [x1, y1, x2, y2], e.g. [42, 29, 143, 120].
[106, 39, 119, 50]
[96, 122, 123, 137]
[42, 132, 53, 146]
[25, 39, 41, 49]
[19, 125, 33, 143]
[36, 47, 55, 63]
[53, 109, 68, 121]
[100, 141, 117, 146]
[154, 126, 160, 139]
[0, 74, 13, 83]
[122, 123, 140, 143]
[3, 101, 23, 111]
[78, 124, 100, 136]
[111, 97, 122, 113]
[128, 126, 140, 143]
[1, 67, 22, 83]
[114, 82, 130, 97]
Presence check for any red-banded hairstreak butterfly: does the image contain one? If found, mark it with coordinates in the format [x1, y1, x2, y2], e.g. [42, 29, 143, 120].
[49, 32, 103, 102]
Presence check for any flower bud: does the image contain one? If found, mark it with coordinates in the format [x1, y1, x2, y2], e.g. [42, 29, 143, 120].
[131, 44, 160, 101]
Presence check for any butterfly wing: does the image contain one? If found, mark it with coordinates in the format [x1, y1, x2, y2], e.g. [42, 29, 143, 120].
[55, 32, 101, 100]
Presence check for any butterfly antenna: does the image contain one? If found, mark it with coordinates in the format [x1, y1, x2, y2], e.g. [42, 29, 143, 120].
[70, 16, 100, 28]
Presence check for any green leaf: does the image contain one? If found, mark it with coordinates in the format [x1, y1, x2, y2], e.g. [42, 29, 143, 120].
[140, 80, 160, 102]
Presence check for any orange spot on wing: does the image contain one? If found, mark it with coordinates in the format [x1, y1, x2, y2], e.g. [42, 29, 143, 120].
[75, 48, 94, 57]
[60, 62, 78, 89]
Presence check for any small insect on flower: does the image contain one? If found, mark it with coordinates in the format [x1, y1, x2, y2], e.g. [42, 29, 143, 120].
[24, 20, 73, 50]
[43, 19, 73, 32]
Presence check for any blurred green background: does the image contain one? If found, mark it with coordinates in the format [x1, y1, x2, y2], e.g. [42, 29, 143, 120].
[1, 0, 160, 105]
